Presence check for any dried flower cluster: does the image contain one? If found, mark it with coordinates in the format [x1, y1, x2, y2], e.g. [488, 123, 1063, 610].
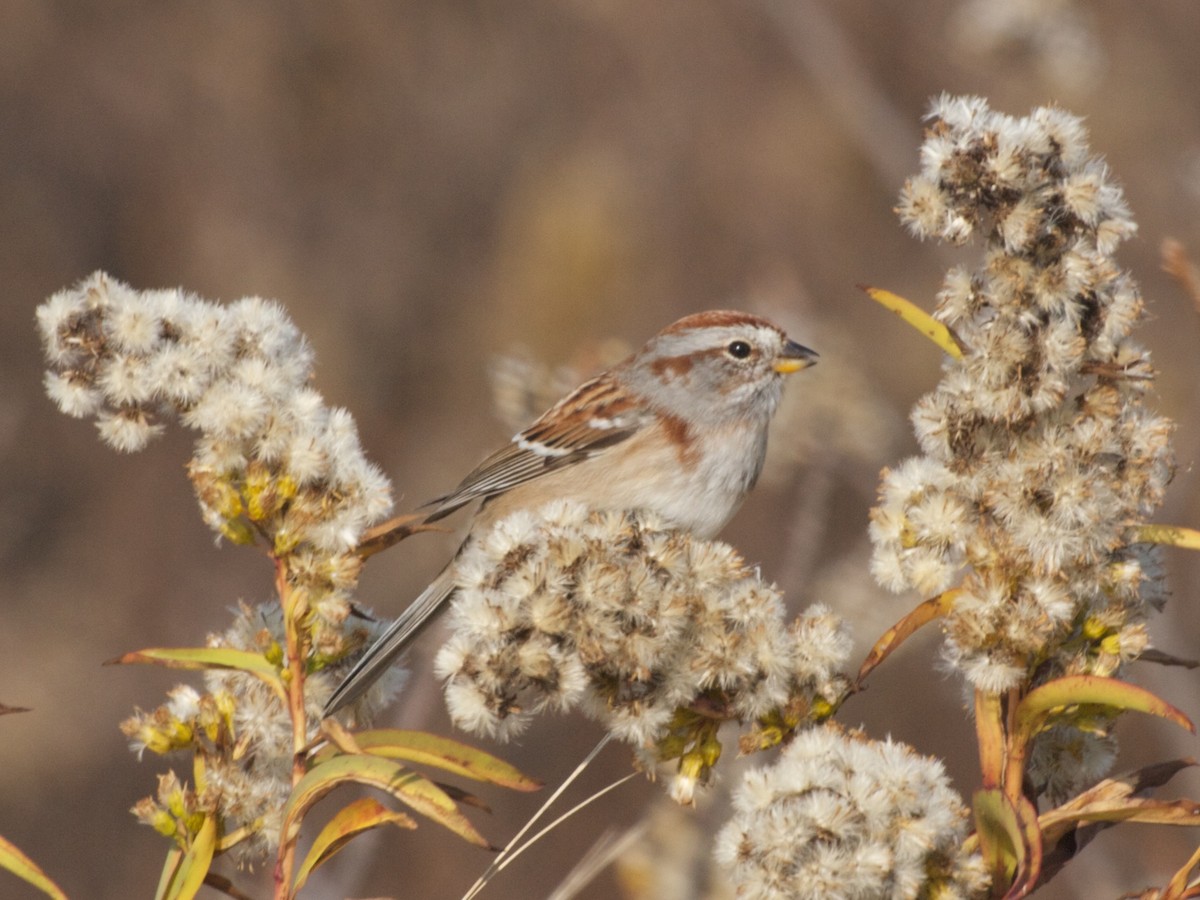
[872, 96, 1174, 799]
[435, 501, 850, 797]
[39, 273, 402, 859]
[123, 602, 401, 861]
[715, 725, 989, 900]
[37, 271, 392, 551]
[873, 97, 1172, 689]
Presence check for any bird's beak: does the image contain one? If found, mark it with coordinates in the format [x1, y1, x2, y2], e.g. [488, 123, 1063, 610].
[773, 340, 819, 374]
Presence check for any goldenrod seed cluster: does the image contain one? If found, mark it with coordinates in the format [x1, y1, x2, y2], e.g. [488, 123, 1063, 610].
[872, 97, 1173, 696]
[37, 271, 392, 555]
[435, 501, 850, 794]
[123, 602, 403, 862]
[714, 725, 989, 900]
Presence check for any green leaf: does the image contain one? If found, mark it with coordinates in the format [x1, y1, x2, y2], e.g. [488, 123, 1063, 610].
[282, 754, 491, 850]
[293, 798, 417, 892]
[0, 835, 67, 900]
[860, 285, 964, 358]
[1014, 675, 1194, 741]
[158, 815, 216, 900]
[314, 730, 541, 792]
[973, 789, 1042, 899]
[107, 648, 285, 700]
[153, 849, 182, 900]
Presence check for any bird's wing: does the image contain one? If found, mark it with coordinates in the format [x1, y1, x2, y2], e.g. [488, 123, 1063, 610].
[422, 373, 649, 521]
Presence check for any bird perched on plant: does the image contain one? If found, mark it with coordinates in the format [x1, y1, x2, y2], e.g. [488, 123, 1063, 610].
[324, 310, 817, 715]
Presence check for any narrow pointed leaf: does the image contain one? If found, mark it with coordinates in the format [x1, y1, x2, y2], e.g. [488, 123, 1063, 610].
[154, 849, 184, 900]
[1040, 797, 1200, 831]
[1135, 524, 1200, 551]
[356, 513, 447, 559]
[313, 729, 541, 791]
[973, 789, 1022, 889]
[1165, 844, 1200, 900]
[108, 648, 285, 700]
[973, 789, 1042, 899]
[161, 815, 217, 900]
[293, 797, 417, 892]
[974, 690, 1005, 790]
[1040, 758, 1195, 847]
[860, 285, 964, 358]
[857, 590, 957, 686]
[0, 835, 67, 900]
[282, 754, 490, 849]
[1014, 675, 1194, 740]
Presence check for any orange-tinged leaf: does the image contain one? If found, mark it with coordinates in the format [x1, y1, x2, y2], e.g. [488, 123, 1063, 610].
[293, 798, 416, 891]
[0, 835, 67, 900]
[974, 690, 1005, 790]
[356, 513, 447, 559]
[1040, 759, 1195, 847]
[1165, 843, 1200, 900]
[313, 729, 541, 792]
[1040, 797, 1200, 832]
[860, 285, 964, 358]
[160, 815, 216, 900]
[108, 647, 285, 701]
[857, 591, 957, 686]
[1014, 675, 1194, 740]
[973, 789, 1042, 899]
[282, 754, 490, 849]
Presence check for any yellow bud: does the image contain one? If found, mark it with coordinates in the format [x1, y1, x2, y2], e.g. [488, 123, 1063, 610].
[700, 736, 723, 768]
[1100, 633, 1122, 656]
[264, 640, 285, 667]
[277, 474, 298, 502]
[220, 518, 256, 546]
[1081, 617, 1108, 641]
[273, 527, 301, 556]
[150, 808, 178, 838]
[679, 750, 706, 781]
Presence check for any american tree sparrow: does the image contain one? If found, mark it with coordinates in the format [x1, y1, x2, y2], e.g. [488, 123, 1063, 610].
[324, 310, 816, 714]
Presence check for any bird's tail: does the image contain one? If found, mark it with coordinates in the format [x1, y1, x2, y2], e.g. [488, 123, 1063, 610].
[322, 570, 456, 716]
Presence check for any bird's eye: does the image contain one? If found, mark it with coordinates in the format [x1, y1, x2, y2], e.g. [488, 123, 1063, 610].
[726, 340, 752, 359]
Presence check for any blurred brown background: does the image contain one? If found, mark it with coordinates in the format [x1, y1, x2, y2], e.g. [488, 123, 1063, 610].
[3, 2, 1200, 898]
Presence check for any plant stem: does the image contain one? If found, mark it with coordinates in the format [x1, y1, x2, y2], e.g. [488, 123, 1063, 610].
[273, 556, 309, 900]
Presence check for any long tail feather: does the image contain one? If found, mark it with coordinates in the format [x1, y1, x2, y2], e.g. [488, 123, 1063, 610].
[323, 569, 456, 716]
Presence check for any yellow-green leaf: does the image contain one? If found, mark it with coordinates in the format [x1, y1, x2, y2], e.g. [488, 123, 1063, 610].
[108, 648, 285, 701]
[154, 849, 183, 900]
[857, 590, 958, 686]
[860, 285, 964, 358]
[1014, 675, 1194, 741]
[293, 798, 417, 892]
[313, 729, 541, 792]
[0, 835, 67, 900]
[1135, 524, 1200, 551]
[973, 789, 1042, 899]
[159, 815, 216, 900]
[282, 754, 490, 849]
